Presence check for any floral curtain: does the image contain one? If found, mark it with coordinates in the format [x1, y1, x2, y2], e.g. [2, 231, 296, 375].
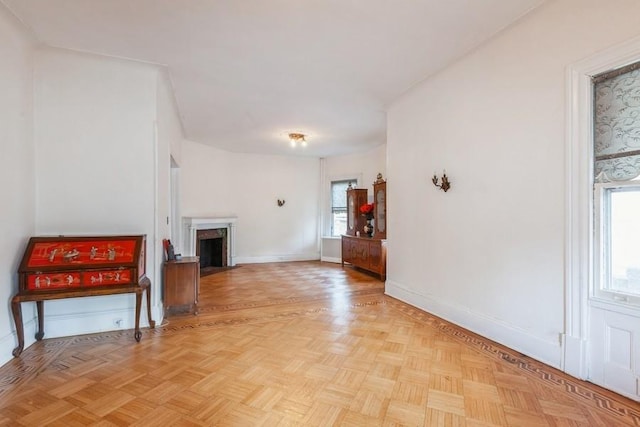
[594, 67, 640, 182]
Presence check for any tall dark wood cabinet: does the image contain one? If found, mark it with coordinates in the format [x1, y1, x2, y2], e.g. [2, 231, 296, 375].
[341, 174, 387, 280]
[346, 187, 368, 236]
[163, 256, 200, 315]
[373, 177, 387, 240]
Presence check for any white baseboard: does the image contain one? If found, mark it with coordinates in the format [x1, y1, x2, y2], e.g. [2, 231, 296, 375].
[563, 333, 587, 379]
[152, 306, 164, 326]
[320, 256, 341, 264]
[386, 280, 562, 368]
[235, 253, 320, 264]
[36, 306, 156, 339]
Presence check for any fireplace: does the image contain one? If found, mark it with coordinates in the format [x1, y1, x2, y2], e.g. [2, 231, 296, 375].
[197, 228, 227, 272]
[182, 216, 237, 269]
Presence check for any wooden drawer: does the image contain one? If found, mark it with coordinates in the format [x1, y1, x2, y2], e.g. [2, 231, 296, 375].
[26, 268, 134, 291]
[26, 272, 81, 291]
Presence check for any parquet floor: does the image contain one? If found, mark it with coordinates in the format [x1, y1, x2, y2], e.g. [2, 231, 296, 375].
[0, 261, 639, 426]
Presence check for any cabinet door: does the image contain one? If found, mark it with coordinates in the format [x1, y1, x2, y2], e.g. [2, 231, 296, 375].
[346, 189, 368, 236]
[348, 239, 359, 262]
[373, 180, 386, 239]
[369, 241, 382, 271]
[355, 240, 369, 267]
[342, 237, 352, 263]
[347, 191, 356, 235]
[164, 262, 197, 307]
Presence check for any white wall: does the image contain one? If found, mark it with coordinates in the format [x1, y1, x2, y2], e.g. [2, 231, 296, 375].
[33, 48, 160, 337]
[321, 144, 386, 261]
[181, 140, 320, 262]
[0, 5, 36, 366]
[386, 0, 640, 368]
[158, 73, 184, 167]
[323, 144, 387, 204]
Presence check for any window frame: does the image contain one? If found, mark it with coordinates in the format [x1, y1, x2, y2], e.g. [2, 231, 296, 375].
[329, 178, 355, 237]
[593, 180, 640, 307]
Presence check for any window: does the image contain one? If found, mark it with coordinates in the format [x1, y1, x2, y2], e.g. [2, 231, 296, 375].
[330, 179, 353, 237]
[595, 183, 640, 301]
[593, 63, 640, 305]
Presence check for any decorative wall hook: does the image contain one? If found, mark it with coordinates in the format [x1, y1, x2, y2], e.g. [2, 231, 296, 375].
[432, 171, 451, 192]
[277, 199, 286, 207]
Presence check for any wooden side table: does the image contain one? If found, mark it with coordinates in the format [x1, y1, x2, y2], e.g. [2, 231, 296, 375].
[163, 256, 200, 315]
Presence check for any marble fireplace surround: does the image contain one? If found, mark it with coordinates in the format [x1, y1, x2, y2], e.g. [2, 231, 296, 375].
[182, 216, 237, 267]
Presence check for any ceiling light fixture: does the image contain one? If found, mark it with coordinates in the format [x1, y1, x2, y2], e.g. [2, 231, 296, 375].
[288, 133, 307, 148]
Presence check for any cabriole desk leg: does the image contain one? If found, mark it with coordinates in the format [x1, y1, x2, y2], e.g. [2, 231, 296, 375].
[11, 297, 24, 357]
[145, 284, 155, 328]
[35, 301, 45, 340]
[134, 291, 142, 342]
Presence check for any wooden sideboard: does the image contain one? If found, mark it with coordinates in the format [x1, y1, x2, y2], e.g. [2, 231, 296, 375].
[341, 235, 386, 280]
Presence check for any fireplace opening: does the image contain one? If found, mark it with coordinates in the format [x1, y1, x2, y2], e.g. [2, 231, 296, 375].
[196, 228, 227, 276]
[200, 238, 223, 268]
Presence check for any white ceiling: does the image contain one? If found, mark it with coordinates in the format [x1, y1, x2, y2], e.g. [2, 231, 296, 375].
[3, 0, 544, 158]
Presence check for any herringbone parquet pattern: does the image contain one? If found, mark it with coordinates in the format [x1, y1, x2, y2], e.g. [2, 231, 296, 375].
[0, 261, 638, 426]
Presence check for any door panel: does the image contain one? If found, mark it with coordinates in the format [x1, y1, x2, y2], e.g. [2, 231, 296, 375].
[590, 304, 640, 400]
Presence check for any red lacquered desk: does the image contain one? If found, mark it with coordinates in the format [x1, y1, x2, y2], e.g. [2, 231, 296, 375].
[11, 235, 155, 357]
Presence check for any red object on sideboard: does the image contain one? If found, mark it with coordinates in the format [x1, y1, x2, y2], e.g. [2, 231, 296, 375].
[11, 235, 155, 357]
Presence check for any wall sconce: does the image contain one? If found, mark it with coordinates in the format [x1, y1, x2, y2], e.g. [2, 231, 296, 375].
[277, 199, 286, 207]
[432, 171, 451, 192]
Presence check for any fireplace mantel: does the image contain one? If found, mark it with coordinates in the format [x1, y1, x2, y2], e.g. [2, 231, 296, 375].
[182, 216, 237, 266]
